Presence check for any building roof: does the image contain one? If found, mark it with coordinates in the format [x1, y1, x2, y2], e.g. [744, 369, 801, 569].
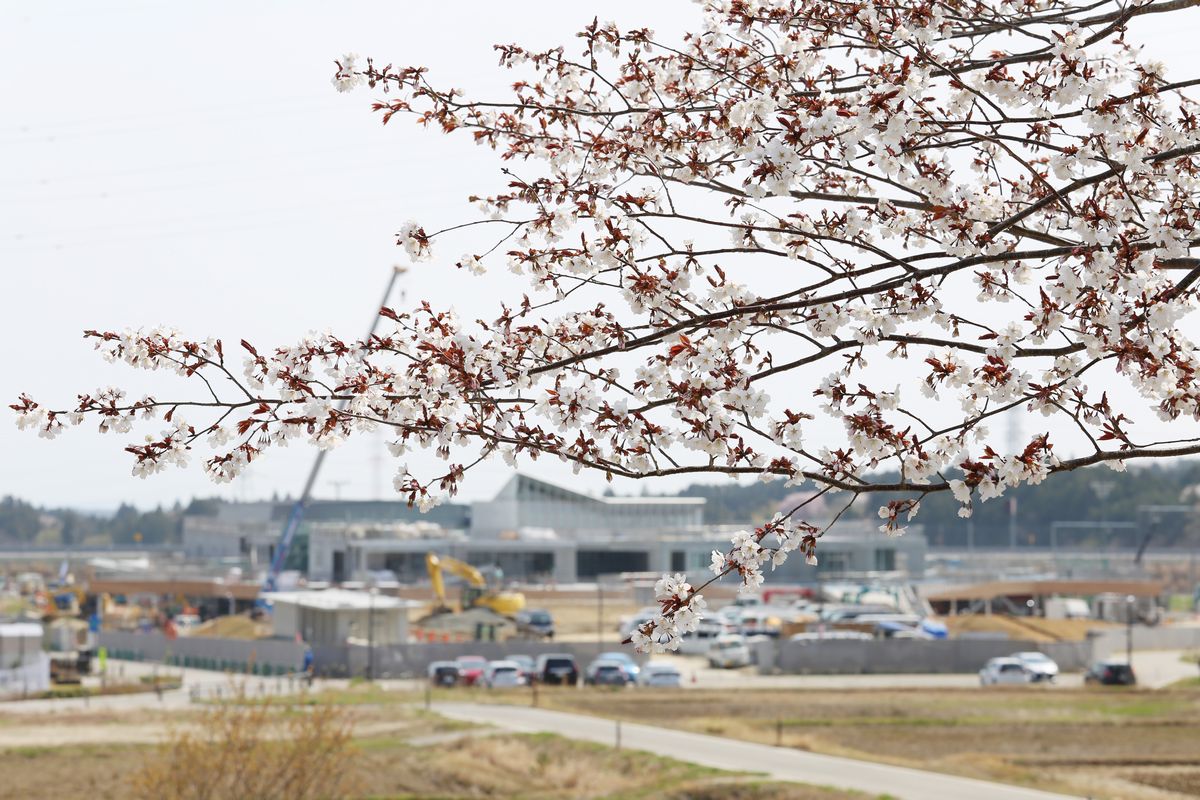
[499, 474, 705, 507]
[923, 579, 1166, 602]
[0, 622, 43, 637]
[265, 588, 418, 611]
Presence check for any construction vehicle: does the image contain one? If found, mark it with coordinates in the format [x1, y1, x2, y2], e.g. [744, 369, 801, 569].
[35, 587, 84, 621]
[425, 553, 525, 616]
[98, 592, 154, 631]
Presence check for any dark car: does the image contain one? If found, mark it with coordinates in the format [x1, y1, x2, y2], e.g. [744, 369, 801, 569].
[427, 661, 461, 687]
[536, 653, 579, 686]
[1084, 660, 1136, 686]
[584, 658, 630, 687]
[516, 609, 556, 639]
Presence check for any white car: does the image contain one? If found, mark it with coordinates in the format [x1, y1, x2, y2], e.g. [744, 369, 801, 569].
[707, 635, 752, 669]
[639, 662, 683, 687]
[483, 660, 526, 688]
[617, 608, 661, 639]
[979, 657, 1033, 686]
[1012, 651, 1059, 682]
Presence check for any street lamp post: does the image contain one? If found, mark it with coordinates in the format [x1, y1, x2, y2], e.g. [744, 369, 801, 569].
[1125, 594, 1136, 668]
[1090, 480, 1115, 546]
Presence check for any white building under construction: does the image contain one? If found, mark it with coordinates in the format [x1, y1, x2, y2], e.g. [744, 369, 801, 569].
[183, 474, 926, 584]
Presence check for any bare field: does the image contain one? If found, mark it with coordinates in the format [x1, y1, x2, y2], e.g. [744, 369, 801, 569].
[0, 727, 872, 800]
[511, 685, 1200, 800]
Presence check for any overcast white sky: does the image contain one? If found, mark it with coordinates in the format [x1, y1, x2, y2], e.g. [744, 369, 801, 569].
[2, 3, 1198, 512]
[0, 1, 698, 511]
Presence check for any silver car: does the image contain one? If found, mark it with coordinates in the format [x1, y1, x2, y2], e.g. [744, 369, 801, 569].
[1012, 651, 1059, 682]
[979, 657, 1032, 686]
[639, 662, 683, 688]
[484, 660, 526, 688]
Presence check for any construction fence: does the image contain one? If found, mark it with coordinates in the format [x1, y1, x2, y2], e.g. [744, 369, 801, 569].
[97, 630, 307, 675]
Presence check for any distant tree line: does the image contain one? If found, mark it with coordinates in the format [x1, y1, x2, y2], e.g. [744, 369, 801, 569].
[0, 496, 221, 546]
[678, 461, 1200, 549]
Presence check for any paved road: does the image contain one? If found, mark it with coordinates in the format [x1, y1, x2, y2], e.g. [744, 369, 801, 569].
[659, 649, 1197, 690]
[2, 649, 1190, 717]
[433, 702, 1079, 800]
[0, 660, 421, 716]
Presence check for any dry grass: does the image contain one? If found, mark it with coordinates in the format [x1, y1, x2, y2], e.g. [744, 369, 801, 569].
[543, 598, 642, 637]
[401, 586, 642, 640]
[189, 612, 271, 640]
[526, 686, 1200, 799]
[942, 614, 1116, 642]
[356, 732, 719, 798]
[0, 729, 871, 800]
[128, 693, 359, 800]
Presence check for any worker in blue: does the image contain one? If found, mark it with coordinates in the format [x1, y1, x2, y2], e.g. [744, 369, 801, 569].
[302, 644, 314, 686]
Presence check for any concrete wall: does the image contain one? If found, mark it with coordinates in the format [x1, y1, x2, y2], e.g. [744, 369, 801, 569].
[270, 603, 408, 648]
[98, 631, 307, 674]
[755, 638, 1093, 675]
[1090, 625, 1200, 658]
[311, 641, 635, 678]
[0, 653, 50, 696]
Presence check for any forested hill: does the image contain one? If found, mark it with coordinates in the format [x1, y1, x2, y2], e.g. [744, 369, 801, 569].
[0, 497, 220, 546]
[675, 461, 1200, 548]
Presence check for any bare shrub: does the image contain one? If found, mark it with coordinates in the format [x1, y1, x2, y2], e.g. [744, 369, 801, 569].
[128, 692, 358, 800]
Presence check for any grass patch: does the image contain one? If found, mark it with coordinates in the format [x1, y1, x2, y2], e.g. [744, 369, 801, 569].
[0, 725, 866, 800]
[210, 682, 421, 707]
[511, 686, 1200, 799]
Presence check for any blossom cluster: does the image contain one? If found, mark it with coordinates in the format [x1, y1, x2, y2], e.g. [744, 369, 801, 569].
[15, 0, 1200, 639]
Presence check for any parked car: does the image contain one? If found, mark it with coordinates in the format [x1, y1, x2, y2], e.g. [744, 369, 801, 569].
[427, 660, 461, 687]
[1084, 660, 1136, 686]
[508, 654, 536, 681]
[789, 631, 873, 642]
[455, 655, 489, 686]
[979, 657, 1032, 686]
[735, 608, 784, 637]
[707, 634, 752, 669]
[484, 660, 526, 688]
[536, 653, 580, 686]
[515, 609, 556, 639]
[585, 658, 631, 686]
[595, 651, 640, 682]
[1012, 651, 1059, 682]
[617, 608, 660, 639]
[639, 662, 683, 688]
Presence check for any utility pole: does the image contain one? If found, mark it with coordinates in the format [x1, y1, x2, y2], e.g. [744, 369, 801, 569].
[1008, 495, 1018, 551]
[1007, 414, 1021, 551]
[596, 581, 604, 650]
[367, 586, 377, 681]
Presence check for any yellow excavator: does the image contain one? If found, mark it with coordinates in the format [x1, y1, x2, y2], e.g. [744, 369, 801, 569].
[425, 553, 525, 616]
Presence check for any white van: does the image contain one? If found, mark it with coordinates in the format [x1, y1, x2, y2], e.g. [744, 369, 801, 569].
[707, 634, 752, 669]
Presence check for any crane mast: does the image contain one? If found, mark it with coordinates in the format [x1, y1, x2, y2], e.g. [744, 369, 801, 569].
[260, 266, 407, 594]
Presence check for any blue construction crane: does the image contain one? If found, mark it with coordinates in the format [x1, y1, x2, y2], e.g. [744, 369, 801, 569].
[260, 266, 407, 595]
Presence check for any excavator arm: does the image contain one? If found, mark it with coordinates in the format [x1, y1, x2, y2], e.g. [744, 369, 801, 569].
[424, 553, 524, 616]
[426, 553, 488, 611]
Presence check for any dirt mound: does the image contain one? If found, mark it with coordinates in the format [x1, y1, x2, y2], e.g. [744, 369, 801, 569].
[945, 615, 1114, 642]
[189, 614, 270, 640]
